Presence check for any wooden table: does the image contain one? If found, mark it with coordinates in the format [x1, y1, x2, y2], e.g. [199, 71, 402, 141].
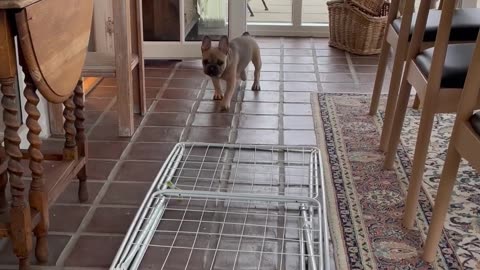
[0, 0, 92, 269]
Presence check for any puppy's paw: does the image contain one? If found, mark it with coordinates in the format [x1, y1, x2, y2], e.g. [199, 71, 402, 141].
[220, 102, 230, 112]
[213, 93, 223, 100]
[251, 81, 261, 91]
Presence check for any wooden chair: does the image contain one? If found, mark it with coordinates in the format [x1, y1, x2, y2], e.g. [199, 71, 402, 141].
[369, 0, 480, 151]
[420, 27, 480, 264]
[49, 0, 146, 137]
[382, 0, 480, 229]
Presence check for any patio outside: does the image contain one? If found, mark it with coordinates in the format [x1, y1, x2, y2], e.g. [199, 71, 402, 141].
[247, 0, 328, 24]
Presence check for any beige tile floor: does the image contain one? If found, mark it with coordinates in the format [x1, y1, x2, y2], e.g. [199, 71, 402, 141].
[0, 37, 391, 269]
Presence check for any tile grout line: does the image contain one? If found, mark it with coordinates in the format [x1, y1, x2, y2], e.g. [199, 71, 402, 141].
[345, 52, 360, 87]
[278, 38, 285, 146]
[228, 81, 245, 144]
[179, 78, 208, 142]
[54, 65, 179, 267]
[85, 97, 118, 137]
[311, 39, 323, 93]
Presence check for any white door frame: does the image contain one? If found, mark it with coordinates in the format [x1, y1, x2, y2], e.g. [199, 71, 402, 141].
[144, 0, 246, 59]
[247, 0, 329, 37]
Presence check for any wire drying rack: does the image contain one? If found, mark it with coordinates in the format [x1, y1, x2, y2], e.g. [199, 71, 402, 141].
[110, 143, 329, 270]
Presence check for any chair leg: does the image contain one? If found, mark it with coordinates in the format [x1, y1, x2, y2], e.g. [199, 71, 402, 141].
[412, 94, 421, 109]
[369, 40, 391, 116]
[383, 79, 413, 169]
[379, 41, 408, 152]
[261, 0, 269, 10]
[247, 4, 254, 17]
[422, 144, 461, 262]
[402, 102, 438, 229]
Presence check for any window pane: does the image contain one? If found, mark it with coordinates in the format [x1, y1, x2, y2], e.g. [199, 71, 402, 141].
[247, 0, 292, 24]
[302, 0, 327, 25]
[186, 0, 229, 41]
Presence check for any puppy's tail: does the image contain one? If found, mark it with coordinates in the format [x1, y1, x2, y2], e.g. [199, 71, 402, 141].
[242, 32, 250, 36]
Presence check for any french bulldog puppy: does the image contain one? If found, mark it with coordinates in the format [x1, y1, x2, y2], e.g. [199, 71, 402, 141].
[201, 32, 262, 111]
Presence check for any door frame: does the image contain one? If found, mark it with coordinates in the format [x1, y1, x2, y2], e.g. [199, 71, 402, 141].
[247, 0, 329, 37]
[144, 0, 246, 59]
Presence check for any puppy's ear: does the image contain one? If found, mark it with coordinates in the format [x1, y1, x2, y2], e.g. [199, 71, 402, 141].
[201, 36, 212, 52]
[218, 36, 229, 54]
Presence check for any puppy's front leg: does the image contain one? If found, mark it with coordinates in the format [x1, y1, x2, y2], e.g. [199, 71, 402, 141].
[212, 78, 223, 100]
[221, 75, 236, 111]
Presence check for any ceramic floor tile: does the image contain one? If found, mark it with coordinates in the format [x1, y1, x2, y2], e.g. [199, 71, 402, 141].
[88, 141, 128, 159]
[236, 129, 279, 145]
[192, 113, 234, 127]
[86, 207, 136, 234]
[126, 143, 175, 161]
[101, 182, 151, 205]
[238, 115, 279, 129]
[283, 64, 315, 72]
[86, 160, 116, 180]
[283, 104, 313, 116]
[284, 92, 311, 103]
[162, 88, 201, 100]
[114, 161, 163, 182]
[49, 205, 89, 232]
[186, 127, 230, 143]
[284, 130, 317, 145]
[168, 78, 204, 89]
[283, 72, 317, 82]
[56, 182, 104, 205]
[136, 126, 183, 142]
[65, 236, 124, 267]
[37, 40, 369, 270]
[0, 235, 71, 266]
[242, 91, 280, 103]
[145, 68, 172, 78]
[283, 82, 319, 92]
[283, 116, 314, 130]
[144, 112, 190, 127]
[154, 100, 195, 113]
[241, 102, 279, 115]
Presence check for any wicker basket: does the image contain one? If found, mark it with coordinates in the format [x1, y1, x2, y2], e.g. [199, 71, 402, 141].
[347, 0, 385, 15]
[327, 0, 389, 55]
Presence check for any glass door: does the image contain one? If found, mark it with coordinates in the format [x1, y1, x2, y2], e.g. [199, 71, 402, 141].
[143, 0, 246, 59]
[246, 0, 329, 37]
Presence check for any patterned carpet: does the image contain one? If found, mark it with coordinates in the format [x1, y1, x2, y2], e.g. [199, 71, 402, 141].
[311, 93, 480, 270]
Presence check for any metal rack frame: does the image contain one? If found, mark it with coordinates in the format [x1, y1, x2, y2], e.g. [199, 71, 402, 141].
[110, 143, 329, 270]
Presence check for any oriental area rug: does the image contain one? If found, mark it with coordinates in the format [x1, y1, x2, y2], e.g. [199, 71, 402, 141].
[311, 93, 480, 270]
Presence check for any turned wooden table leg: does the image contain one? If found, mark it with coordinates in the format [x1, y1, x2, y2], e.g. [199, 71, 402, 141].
[0, 170, 7, 214]
[23, 70, 49, 263]
[0, 148, 7, 213]
[63, 93, 77, 160]
[1, 77, 32, 270]
[74, 80, 88, 202]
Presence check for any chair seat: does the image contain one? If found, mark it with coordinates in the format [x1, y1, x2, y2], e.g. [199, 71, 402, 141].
[471, 112, 480, 135]
[392, 8, 480, 42]
[415, 43, 475, 89]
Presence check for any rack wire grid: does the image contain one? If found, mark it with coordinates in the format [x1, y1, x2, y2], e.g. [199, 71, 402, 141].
[110, 143, 329, 270]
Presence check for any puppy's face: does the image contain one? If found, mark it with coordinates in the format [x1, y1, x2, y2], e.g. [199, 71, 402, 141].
[201, 36, 229, 78]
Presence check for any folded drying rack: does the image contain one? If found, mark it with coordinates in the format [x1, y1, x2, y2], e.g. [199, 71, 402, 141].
[110, 142, 330, 270]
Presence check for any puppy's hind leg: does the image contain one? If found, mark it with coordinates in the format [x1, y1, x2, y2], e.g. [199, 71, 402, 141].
[251, 50, 262, 91]
[240, 69, 247, 81]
